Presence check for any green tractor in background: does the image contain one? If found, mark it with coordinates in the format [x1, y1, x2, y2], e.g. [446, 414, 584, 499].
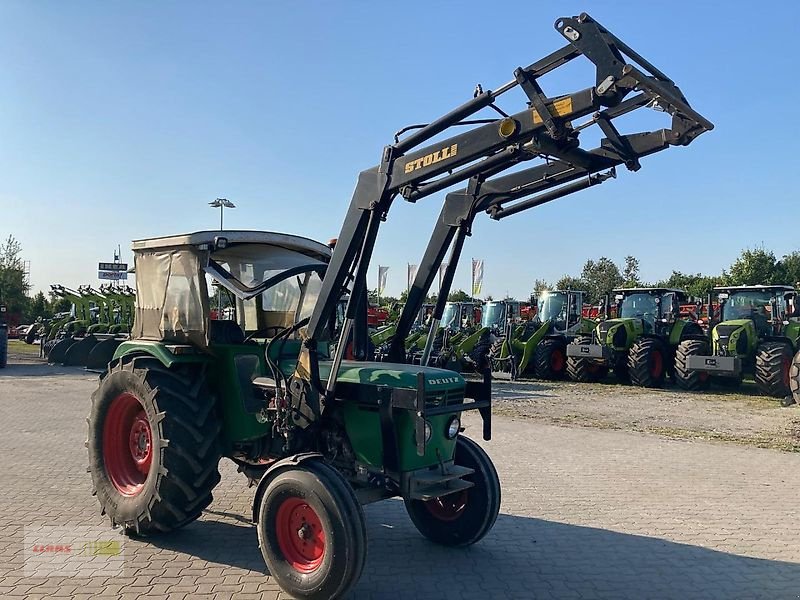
[490, 291, 593, 380]
[409, 301, 489, 372]
[566, 287, 704, 387]
[675, 285, 799, 397]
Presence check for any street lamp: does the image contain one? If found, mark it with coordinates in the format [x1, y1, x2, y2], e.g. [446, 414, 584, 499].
[209, 198, 236, 230]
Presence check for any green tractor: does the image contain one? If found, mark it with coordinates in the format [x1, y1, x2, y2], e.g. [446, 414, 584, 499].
[410, 301, 489, 372]
[675, 285, 799, 397]
[490, 290, 593, 380]
[86, 13, 711, 599]
[566, 287, 704, 387]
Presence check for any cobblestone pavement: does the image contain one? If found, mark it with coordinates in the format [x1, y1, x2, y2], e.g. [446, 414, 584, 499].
[1, 362, 799, 599]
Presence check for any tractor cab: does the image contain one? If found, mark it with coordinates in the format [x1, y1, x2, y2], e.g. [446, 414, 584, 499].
[536, 290, 586, 335]
[716, 286, 796, 336]
[614, 287, 686, 334]
[481, 300, 526, 333]
[440, 301, 481, 332]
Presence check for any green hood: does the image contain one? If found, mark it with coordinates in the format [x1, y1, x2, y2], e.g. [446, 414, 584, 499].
[318, 360, 465, 393]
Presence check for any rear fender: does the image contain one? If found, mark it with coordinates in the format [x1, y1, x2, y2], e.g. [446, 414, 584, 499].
[251, 453, 325, 522]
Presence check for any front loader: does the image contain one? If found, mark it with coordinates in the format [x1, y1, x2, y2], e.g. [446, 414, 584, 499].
[676, 285, 799, 398]
[86, 13, 711, 600]
[566, 287, 704, 387]
[489, 290, 594, 380]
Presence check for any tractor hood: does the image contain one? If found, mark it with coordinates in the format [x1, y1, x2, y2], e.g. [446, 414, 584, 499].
[595, 318, 646, 350]
[318, 360, 465, 394]
[712, 319, 754, 356]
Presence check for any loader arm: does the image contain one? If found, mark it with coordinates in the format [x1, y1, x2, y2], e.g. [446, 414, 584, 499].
[296, 13, 713, 407]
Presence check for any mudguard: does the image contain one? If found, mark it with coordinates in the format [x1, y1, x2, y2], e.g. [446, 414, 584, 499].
[251, 452, 325, 522]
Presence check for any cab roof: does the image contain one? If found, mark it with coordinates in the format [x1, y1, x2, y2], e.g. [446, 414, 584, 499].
[131, 230, 332, 261]
[613, 287, 687, 295]
[714, 284, 795, 293]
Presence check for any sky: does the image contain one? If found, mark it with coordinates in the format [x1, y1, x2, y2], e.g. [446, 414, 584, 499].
[2, 0, 799, 300]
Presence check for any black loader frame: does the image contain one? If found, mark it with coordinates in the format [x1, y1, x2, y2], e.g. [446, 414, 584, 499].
[291, 13, 712, 421]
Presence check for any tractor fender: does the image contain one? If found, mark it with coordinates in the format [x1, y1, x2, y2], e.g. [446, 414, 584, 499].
[251, 452, 325, 522]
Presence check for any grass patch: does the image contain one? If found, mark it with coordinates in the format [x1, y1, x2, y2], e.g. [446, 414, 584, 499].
[7, 339, 42, 356]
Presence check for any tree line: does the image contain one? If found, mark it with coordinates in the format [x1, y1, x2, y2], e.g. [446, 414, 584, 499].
[0, 235, 70, 324]
[532, 248, 800, 304]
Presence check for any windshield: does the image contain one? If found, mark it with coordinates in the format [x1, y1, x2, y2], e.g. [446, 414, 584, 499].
[538, 292, 567, 323]
[481, 302, 505, 328]
[619, 293, 658, 323]
[722, 290, 774, 322]
[441, 303, 459, 329]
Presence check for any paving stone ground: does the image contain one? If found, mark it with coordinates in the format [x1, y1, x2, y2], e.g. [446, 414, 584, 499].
[1, 362, 799, 599]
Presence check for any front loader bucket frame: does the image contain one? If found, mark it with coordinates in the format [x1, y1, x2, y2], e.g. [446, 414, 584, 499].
[293, 12, 713, 429]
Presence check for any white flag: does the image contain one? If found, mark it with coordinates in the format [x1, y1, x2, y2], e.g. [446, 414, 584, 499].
[471, 259, 484, 297]
[377, 266, 389, 296]
[407, 264, 418, 291]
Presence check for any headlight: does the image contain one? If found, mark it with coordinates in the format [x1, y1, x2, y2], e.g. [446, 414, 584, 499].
[446, 416, 461, 439]
[416, 421, 433, 444]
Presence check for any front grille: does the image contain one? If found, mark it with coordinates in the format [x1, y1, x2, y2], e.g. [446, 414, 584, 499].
[426, 389, 463, 408]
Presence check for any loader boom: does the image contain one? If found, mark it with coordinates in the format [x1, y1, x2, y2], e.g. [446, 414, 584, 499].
[295, 13, 712, 406]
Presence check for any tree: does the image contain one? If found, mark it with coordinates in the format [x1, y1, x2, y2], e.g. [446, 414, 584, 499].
[530, 278, 550, 302]
[656, 270, 718, 299]
[0, 235, 30, 318]
[727, 247, 781, 285]
[580, 257, 623, 303]
[28, 291, 50, 320]
[622, 255, 641, 287]
[554, 275, 585, 292]
[447, 289, 471, 302]
[779, 251, 800, 286]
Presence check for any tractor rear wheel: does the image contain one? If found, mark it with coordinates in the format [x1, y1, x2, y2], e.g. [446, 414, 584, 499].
[405, 435, 500, 547]
[533, 338, 567, 380]
[628, 337, 668, 388]
[755, 342, 793, 398]
[674, 339, 711, 391]
[566, 335, 608, 383]
[87, 357, 221, 535]
[256, 460, 366, 600]
[788, 350, 800, 405]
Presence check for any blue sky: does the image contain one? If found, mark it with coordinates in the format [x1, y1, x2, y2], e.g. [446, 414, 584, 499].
[2, 1, 799, 299]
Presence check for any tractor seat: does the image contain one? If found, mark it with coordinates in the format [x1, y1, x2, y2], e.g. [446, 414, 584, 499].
[209, 320, 245, 344]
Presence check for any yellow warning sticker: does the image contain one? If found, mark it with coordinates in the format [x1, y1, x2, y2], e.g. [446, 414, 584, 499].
[532, 97, 573, 124]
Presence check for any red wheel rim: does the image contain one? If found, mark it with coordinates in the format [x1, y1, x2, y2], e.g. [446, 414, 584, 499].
[424, 490, 468, 522]
[650, 350, 663, 377]
[275, 497, 326, 573]
[550, 349, 565, 373]
[102, 392, 152, 497]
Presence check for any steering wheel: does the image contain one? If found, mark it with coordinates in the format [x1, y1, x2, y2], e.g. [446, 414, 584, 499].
[244, 326, 286, 342]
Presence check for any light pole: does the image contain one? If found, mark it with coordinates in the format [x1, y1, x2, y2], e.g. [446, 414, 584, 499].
[209, 198, 236, 230]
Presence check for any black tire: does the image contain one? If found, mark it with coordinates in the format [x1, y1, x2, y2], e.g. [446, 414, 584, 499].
[405, 435, 500, 547]
[788, 349, 800, 405]
[87, 356, 221, 535]
[86, 338, 123, 371]
[674, 339, 711, 391]
[612, 359, 630, 383]
[25, 326, 38, 344]
[256, 460, 367, 600]
[754, 341, 793, 398]
[467, 330, 493, 372]
[628, 337, 668, 388]
[533, 338, 567, 380]
[566, 335, 608, 383]
[47, 336, 75, 364]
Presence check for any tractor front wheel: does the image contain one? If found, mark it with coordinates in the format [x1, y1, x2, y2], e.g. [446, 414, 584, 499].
[405, 435, 500, 547]
[755, 342, 793, 398]
[628, 338, 668, 388]
[566, 335, 608, 383]
[674, 339, 711, 391]
[256, 460, 367, 600]
[87, 357, 221, 535]
[533, 338, 567, 380]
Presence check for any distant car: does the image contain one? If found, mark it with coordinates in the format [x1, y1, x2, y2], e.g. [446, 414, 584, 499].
[10, 324, 31, 339]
